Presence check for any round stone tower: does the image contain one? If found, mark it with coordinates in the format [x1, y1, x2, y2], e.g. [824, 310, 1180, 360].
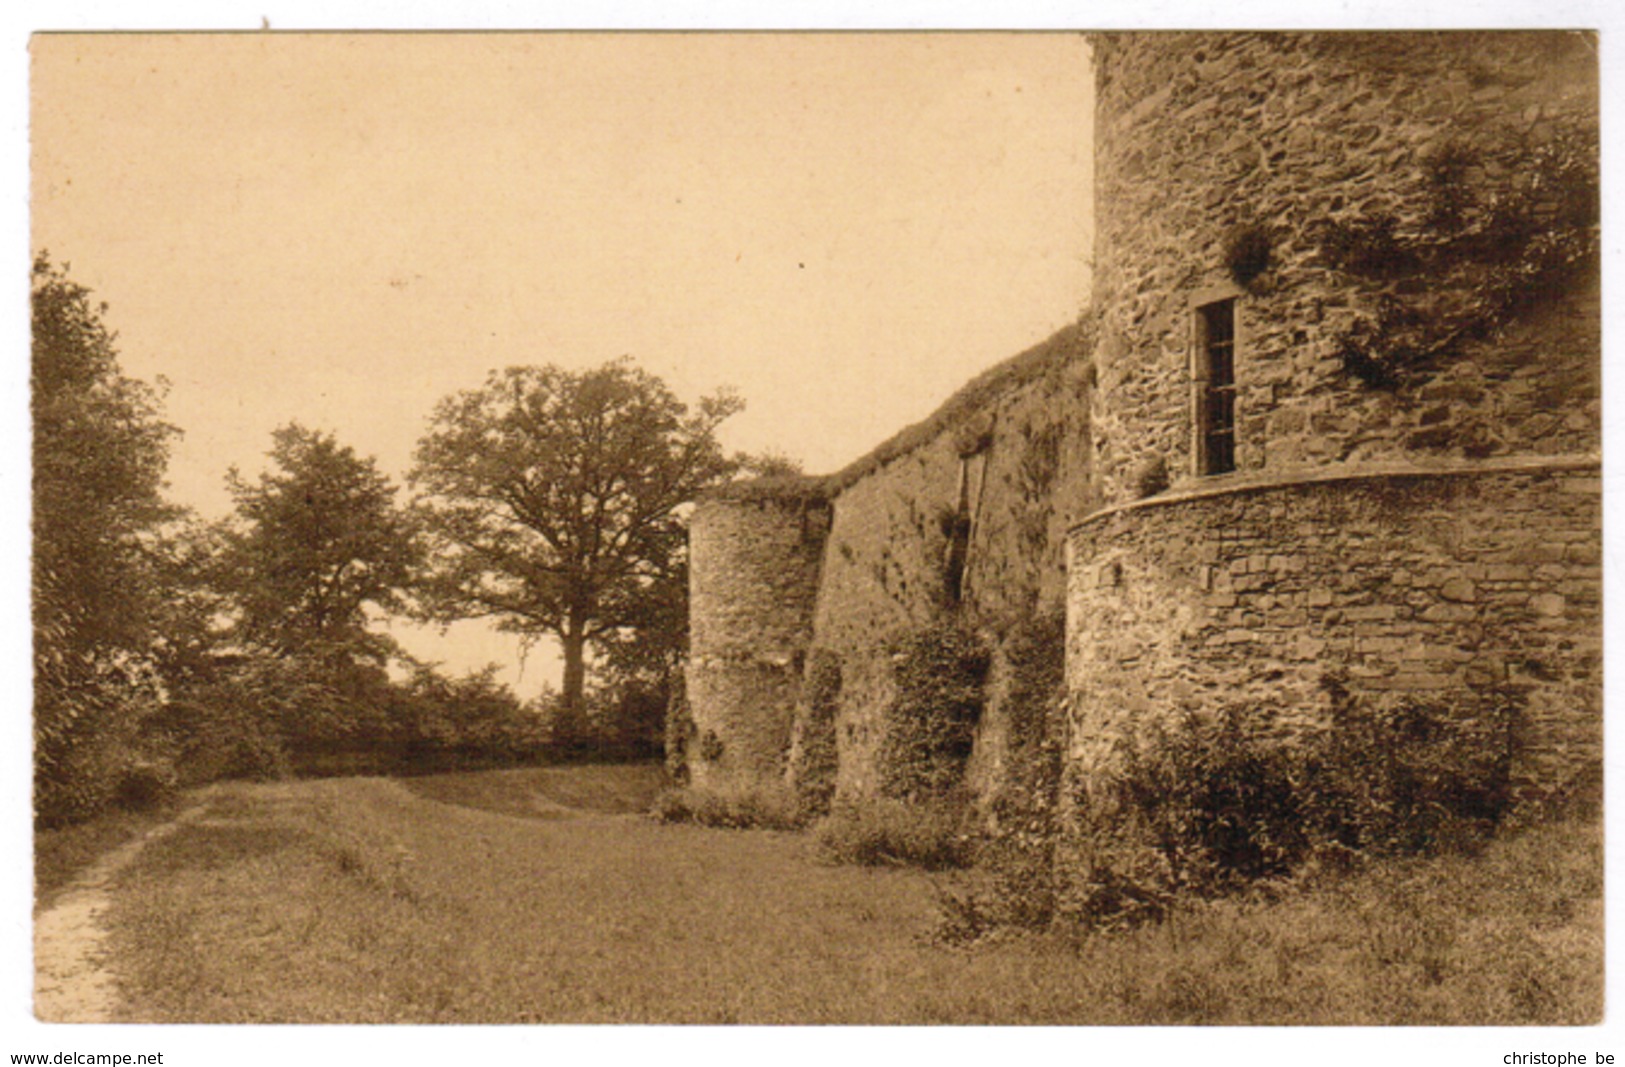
[685, 482, 831, 792]
[1065, 32, 1600, 822]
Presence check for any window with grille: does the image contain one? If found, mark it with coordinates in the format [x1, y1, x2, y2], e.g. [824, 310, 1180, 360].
[1196, 299, 1237, 475]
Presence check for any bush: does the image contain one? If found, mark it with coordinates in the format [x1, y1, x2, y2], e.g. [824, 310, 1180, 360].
[1059, 682, 1526, 934]
[113, 757, 179, 811]
[812, 798, 970, 871]
[1304, 676, 1520, 854]
[651, 782, 809, 831]
[35, 654, 168, 828]
[1118, 704, 1308, 891]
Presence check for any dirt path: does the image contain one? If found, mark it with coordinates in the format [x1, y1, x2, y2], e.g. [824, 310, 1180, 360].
[34, 803, 207, 1023]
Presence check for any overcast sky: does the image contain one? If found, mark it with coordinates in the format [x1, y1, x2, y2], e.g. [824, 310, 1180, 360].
[31, 32, 1094, 692]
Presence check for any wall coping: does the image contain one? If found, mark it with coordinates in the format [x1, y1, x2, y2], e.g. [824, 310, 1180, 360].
[1068, 453, 1602, 535]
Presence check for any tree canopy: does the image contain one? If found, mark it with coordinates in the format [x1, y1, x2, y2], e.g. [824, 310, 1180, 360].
[32, 254, 179, 824]
[32, 253, 178, 668]
[411, 358, 742, 740]
[220, 423, 421, 664]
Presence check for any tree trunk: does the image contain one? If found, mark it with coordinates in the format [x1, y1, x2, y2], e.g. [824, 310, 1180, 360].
[557, 625, 589, 755]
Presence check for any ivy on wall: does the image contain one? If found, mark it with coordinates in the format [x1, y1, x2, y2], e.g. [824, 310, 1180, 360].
[1321, 114, 1598, 388]
[879, 623, 990, 799]
[789, 648, 842, 815]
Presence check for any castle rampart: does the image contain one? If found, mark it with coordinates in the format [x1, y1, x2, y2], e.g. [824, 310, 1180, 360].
[682, 32, 1600, 879]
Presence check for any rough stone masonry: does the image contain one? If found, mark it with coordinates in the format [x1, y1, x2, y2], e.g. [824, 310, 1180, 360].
[682, 32, 1600, 877]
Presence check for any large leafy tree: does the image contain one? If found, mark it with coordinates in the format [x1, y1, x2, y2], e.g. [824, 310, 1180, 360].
[220, 424, 421, 666]
[33, 253, 177, 668]
[412, 358, 741, 744]
[32, 254, 179, 822]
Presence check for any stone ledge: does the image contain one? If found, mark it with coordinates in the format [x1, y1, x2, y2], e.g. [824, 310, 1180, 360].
[1069, 453, 1602, 535]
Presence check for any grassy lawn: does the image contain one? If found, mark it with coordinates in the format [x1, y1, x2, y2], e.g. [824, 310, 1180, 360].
[99, 767, 1602, 1024]
[398, 761, 666, 818]
[35, 800, 184, 906]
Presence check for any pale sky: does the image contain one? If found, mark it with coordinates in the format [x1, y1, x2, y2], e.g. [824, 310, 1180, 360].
[31, 32, 1094, 692]
[16, 11, 1625, 1066]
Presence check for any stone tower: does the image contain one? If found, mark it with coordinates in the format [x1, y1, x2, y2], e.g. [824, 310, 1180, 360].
[1065, 31, 1600, 819]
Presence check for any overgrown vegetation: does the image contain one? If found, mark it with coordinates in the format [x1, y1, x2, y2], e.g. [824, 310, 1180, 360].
[812, 797, 970, 870]
[934, 612, 1068, 939]
[787, 648, 842, 816]
[1223, 221, 1272, 286]
[1058, 680, 1526, 934]
[650, 781, 810, 831]
[878, 623, 989, 799]
[1322, 114, 1599, 388]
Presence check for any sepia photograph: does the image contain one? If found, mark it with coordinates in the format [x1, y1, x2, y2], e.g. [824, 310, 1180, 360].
[24, 19, 1605, 1046]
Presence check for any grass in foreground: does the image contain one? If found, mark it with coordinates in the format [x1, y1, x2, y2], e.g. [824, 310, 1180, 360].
[100, 769, 1601, 1024]
[35, 799, 181, 905]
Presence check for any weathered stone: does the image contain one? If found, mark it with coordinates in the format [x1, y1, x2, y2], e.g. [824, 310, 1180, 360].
[1439, 577, 1477, 602]
[692, 33, 1600, 886]
[1530, 592, 1567, 618]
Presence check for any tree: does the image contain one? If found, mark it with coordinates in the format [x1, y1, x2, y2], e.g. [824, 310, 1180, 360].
[32, 253, 179, 823]
[33, 253, 178, 668]
[220, 424, 420, 666]
[411, 358, 742, 746]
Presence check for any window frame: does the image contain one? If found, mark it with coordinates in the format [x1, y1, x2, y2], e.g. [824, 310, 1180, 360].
[1190, 287, 1242, 477]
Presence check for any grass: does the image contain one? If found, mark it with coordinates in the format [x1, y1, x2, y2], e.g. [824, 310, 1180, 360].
[35, 797, 182, 905]
[651, 780, 811, 830]
[398, 761, 665, 819]
[93, 767, 1602, 1024]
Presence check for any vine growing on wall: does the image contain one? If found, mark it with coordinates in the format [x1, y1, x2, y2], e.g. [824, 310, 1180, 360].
[879, 623, 989, 799]
[1322, 114, 1598, 388]
[789, 648, 842, 815]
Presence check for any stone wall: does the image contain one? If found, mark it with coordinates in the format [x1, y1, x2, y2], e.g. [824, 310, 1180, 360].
[806, 324, 1093, 801]
[1063, 459, 1602, 815]
[683, 322, 1092, 803]
[680, 32, 1601, 864]
[1090, 31, 1598, 507]
[685, 489, 831, 790]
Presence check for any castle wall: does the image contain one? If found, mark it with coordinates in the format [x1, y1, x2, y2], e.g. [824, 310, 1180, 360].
[1058, 30, 1600, 872]
[685, 491, 830, 791]
[1063, 460, 1602, 812]
[1090, 31, 1598, 506]
[680, 32, 1600, 870]
[806, 327, 1093, 801]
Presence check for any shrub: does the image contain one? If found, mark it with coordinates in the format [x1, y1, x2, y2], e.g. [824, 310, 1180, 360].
[113, 757, 179, 811]
[1132, 455, 1170, 499]
[813, 797, 970, 871]
[969, 612, 1069, 930]
[1117, 705, 1309, 892]
[1223, 222, 1272, 286]
[651, 782, 809, 831]
[1058, 683, 1527, 934]
[35, 654, 168, 828]
[1303, 676, 1521, 854]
